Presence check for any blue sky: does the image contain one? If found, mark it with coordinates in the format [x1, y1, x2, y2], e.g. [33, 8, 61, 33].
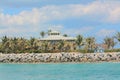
[0, 0, 120, 46]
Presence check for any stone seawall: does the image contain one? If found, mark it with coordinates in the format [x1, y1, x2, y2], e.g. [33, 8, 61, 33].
[0, 52, 120, 63]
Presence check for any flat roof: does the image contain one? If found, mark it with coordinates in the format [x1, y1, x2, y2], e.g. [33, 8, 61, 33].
[40, 35, 76, 41]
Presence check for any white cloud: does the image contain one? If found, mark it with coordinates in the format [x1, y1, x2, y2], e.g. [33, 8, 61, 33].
[96, 29, 116, 37]
[107, 7, 120, 23]
[64, 26, 94, 36]
[47, 24, 63, 31]
[0, 0, 120, 37]
[1, 0, 120, 26]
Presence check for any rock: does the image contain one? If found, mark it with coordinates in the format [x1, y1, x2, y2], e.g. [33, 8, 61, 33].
[0, 52, 120, 63]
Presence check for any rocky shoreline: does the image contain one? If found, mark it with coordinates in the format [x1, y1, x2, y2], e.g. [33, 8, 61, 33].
[0, 52, 120, 63]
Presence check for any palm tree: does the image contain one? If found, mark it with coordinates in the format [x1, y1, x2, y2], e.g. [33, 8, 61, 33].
[111, 38, 117, 49]
[33, 39, 39, 50]
[58, 40, 64, 52]
[41, 41, 49, 52]
[3, 40, 10, 53]
[104, 37, 116, 49]
[2, 38, 13, 53]
[76, 35, 83, 50]
[85, 37, 96, 52]
[12, 37, 18, 52]
[0, 42, 2, 52]
[40, 31, 45, 38]
[27, 37, 36, 52]
[16, 37, 28, 53]
[63, 34, 68, 37]
[115, 32, 120, 43]
[1, 36, 10, 53]
[1, 36, 8, 44]
[29, 37, 35, 48]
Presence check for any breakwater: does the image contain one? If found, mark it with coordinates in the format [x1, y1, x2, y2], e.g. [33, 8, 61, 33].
[0, 52, 120, 63]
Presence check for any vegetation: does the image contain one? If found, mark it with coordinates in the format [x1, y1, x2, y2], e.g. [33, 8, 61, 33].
[0, 31, 120, 53]
[115, 32, 120, 42]
[104, 37, 116, 49]
[84, 37, 96, 53]
[76, 35, 83, 50]
[40, 31, 45, 38]
[63, 34, 68, 37]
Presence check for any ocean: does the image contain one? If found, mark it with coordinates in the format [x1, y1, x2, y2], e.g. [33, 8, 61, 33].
[0, 63, 120, 80]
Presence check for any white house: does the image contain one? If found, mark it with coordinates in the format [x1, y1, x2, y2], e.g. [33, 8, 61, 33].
[40, 30, 76, 41]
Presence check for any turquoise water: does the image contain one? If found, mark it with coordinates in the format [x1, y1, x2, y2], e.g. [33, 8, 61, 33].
[0, 63, 120, 80]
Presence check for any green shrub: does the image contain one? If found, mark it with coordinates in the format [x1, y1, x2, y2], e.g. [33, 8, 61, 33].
[105, 49, 120, 52]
